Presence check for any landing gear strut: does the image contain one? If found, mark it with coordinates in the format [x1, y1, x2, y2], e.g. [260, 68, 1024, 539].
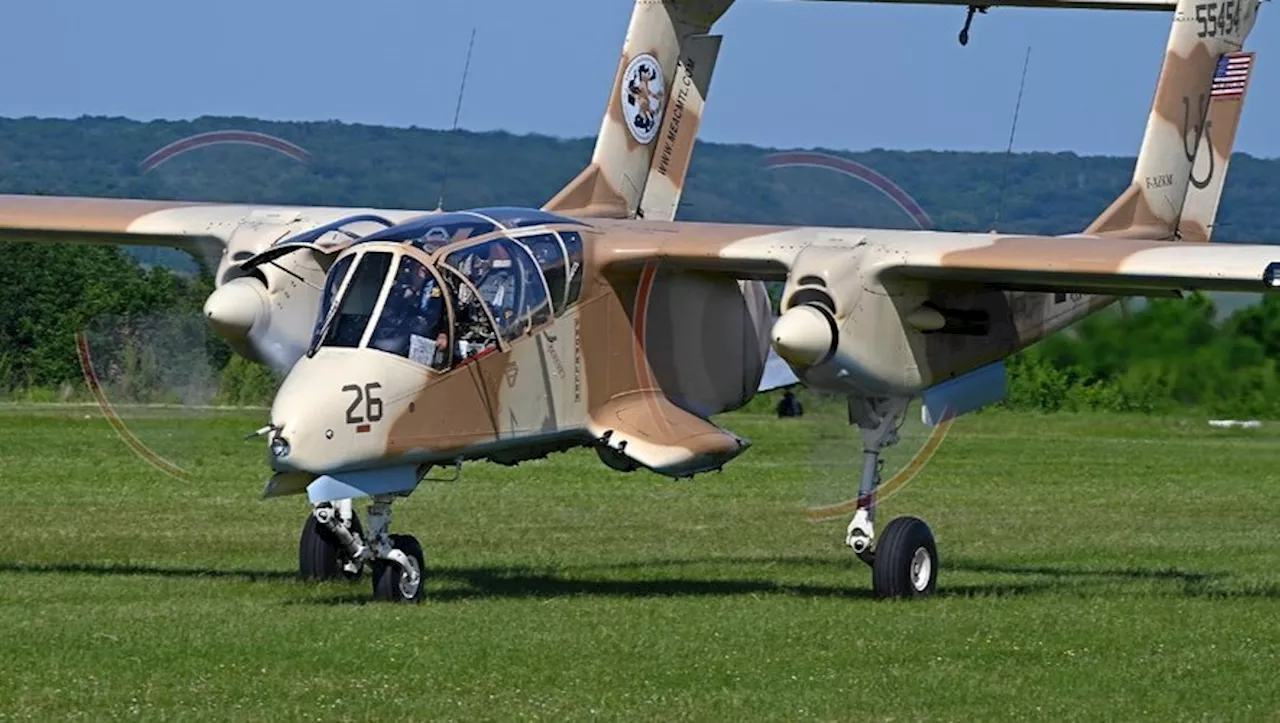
[845, 397, 939, 598]
[299, 495, 426, 602]
[299, 499, 364, 581]
[959, 5, 988, 46]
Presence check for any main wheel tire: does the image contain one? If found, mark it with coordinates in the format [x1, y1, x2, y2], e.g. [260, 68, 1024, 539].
[372, 534, 426, 603]
[299, 512, 364, 582]
[871, 516, 938, 599]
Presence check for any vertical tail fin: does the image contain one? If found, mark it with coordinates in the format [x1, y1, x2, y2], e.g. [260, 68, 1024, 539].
[543, 0, 733, 220]
[1178, 51, 1256, 242]
[1086, 0, 1260, 240]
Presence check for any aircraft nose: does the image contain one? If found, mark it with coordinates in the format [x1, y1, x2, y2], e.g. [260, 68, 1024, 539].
[266, 410, 322, 473]
[265, 349, 396, 475]
[204, 277, 267, 341]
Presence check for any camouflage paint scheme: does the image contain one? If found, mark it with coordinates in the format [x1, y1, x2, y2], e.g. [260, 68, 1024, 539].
[0, 0, 1268, 500]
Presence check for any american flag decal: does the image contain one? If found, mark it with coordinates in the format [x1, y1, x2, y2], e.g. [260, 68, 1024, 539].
[1211, 52, 1253, 99]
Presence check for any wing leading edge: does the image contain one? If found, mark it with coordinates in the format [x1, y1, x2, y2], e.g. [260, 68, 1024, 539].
[0, 194, 231, 269]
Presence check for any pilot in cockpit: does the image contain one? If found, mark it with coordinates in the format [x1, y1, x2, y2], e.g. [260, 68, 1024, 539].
[371, 260, 449, 368]
[475, 244, 517, 323]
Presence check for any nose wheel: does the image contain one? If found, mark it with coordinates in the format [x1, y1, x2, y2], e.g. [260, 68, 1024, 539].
[373, 534, 425, 602]
[301, 495, 428, 603]
[299, 501, 365, 581]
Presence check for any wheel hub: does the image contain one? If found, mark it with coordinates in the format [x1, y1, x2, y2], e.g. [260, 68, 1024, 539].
[398, 557, 422, 599]
[910, 546, 932, 592]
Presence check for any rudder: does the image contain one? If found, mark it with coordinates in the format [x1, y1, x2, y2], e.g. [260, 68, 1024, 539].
[543, 0, 734, 220]
[1086, 0, 1260, 240]
[1178, 51, 1257, 242]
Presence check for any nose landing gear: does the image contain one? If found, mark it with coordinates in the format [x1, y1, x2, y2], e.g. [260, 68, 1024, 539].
[299, 495, 426, 603]
[299, 500, 365, 581]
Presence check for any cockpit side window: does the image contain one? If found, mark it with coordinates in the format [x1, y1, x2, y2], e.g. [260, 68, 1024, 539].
[311, 253, 355, 350]
[560, 231, 584, 309]
[440, 267, 500, 363]
[519, 233, 568, 315]
[443, 237, 551, 343]
[321, 251, 393, 349]
[367, 256, 451, 371]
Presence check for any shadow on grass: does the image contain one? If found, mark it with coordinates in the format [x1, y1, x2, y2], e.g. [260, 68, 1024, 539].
[1, 557, 1269, 603]
[0, 560, 294, 582]
[292, 564, 1053, 606]
[546, 554, 1229, 586]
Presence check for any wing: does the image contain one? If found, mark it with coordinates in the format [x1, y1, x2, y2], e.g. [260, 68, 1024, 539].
[595, 219, 1280, 295]
[0, 194, 235, 270]
[872, 234, 1280, 296]
[0, 194, 417, 273]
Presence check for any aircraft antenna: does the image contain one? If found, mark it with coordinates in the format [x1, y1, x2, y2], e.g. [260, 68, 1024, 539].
[991, 46, 1031, 233]
[435, 28, 477, 212]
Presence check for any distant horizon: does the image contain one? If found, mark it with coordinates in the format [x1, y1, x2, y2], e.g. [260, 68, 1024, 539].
[4, 113, 1278, 163]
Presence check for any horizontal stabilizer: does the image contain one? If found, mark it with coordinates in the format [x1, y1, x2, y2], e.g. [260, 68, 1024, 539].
[587, 390, 751, 477]
[798, 0, 1174, 9]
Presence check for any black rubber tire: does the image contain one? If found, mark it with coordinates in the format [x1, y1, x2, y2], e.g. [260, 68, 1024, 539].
[372, 534, 426, 603]
[871, 516, 938, 599]
[299, 512, 364, 582]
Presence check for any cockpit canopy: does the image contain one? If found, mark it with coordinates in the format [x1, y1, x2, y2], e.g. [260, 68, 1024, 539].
[308, 209, 585, 371]
[346, 207, 585, 251]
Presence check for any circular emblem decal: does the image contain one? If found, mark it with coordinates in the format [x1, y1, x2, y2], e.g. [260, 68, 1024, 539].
[620, 53, 665, 145]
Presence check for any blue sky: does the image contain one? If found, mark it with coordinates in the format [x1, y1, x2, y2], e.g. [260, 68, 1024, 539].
[1, 0, 1276, 158]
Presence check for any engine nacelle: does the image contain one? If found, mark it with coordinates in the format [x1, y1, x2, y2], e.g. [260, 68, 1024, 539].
[202, 212, 374, 374]
[204, 260, 324, 372]
[772, 242, 928, 397]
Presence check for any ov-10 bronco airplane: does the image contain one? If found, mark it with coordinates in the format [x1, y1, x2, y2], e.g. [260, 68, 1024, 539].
[0, 0, 1270, 602]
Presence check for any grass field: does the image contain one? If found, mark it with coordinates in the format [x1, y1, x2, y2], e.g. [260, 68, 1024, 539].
[2, 403, 1280, 720]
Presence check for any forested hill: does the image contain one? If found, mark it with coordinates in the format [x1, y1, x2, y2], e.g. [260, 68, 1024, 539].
[2, 115, 1279, 250]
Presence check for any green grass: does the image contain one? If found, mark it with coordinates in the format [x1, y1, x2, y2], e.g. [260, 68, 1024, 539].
[2, 404, 1280, 721]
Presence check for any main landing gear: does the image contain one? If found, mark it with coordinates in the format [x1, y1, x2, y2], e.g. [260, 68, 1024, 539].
[298, 495, 425, 602]
[845, 397, 939, 598]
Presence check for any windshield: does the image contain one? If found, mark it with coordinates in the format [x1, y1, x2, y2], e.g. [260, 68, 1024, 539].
[311, 254, 355, 348]
[320, 251, 393, 348]
[367, 256, 450, 370]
